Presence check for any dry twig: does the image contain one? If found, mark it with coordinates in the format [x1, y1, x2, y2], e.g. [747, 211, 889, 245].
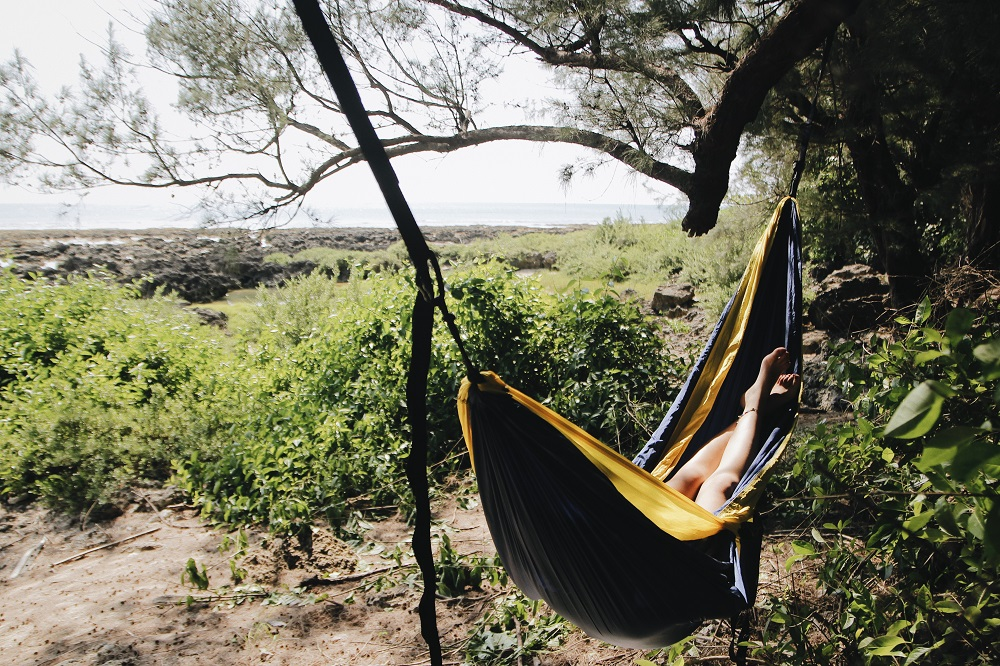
[51, 526, 161, 567]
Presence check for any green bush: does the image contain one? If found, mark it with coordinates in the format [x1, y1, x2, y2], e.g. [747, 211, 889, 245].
[176, 263, 680, 531]
[0, 261, 682, 533]
[762, 299, 1000, 665]
[0, 272, 235, 514]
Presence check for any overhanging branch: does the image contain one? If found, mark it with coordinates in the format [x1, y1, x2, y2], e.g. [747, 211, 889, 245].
[683, 0, 863, 234]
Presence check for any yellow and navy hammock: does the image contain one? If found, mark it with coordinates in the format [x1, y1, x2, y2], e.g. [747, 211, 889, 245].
[457, 197, 802, 647]
[292, 2, 803, 659]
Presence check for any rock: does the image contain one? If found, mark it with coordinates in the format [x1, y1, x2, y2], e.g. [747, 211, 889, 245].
[511, 251, 557, 270]
[808, 264, 888, 334]
[189, 307, 229, 329]
[800, 342, 851, 412]
[133, 485, 188, 511]
[0, 226, 573, 303]
[651, 283, 695, 316]
[801, 329, 828, 356]
[138, 270, 238, 302]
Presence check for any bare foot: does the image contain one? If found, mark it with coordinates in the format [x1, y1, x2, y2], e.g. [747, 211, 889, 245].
[768, 373, 801, 410]
[741, 371, 802, 413]
[742, 348, 791, 415]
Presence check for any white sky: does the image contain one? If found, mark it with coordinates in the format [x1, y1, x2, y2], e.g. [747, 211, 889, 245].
[0, 0, 675, 210]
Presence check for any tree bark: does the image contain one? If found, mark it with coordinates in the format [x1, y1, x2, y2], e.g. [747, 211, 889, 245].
[963, 175, 1000, 269]
[682, 0, 863, 235]
[840, 37, 927, 307]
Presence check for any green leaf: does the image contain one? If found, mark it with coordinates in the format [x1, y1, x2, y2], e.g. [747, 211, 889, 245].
[914, 349, 946, 365]
[974, 338, 1000, 380]
[903, 639, 946, 666]
[934, 501, 963, 536]
[945, 308, 975, 345]
[914, 427, 983, 471]
[886, 619, 911, 636]
[915, 297, 933, 324]
[863, 635, 908, 657]
[950, 440, 1000, 482]
[934, 598, 963, 613]
[974, 338, 1000, 364]
[967, 510, 986, 540]
[925, 380, 957, 398]
[882, 447, 895, 463]
[884, 382, 946, 439]
[904, 510, 934, 534]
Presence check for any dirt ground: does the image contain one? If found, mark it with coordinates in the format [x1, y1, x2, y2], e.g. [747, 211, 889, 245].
[0, 487, 698, 666]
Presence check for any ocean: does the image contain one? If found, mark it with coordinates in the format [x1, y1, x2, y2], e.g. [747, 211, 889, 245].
[0, 201, 678, 231]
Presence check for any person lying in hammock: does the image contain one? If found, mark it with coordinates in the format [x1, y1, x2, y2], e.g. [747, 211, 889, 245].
[666, 347, 801, 513]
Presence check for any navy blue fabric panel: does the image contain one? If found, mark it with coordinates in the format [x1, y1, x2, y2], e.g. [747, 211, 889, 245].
[635, 200, 802, 484]
[468, 387, 747, 648]
[632, 291, 737, 471]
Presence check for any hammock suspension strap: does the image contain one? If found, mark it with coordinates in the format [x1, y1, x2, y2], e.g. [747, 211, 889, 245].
[789, 34, 835, 198]
[291, 3, 482, 664]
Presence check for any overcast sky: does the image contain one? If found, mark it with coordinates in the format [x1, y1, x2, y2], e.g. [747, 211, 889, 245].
[0, 0, 672, 210]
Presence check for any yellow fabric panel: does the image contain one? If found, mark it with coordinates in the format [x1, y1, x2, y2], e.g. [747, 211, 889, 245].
[648, 199, 790, 482]
[457, 372, 508, 473]
[459, 372, 738, 541]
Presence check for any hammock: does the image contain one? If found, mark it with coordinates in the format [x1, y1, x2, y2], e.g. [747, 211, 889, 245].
[457, 197, 803, 648]
[291, 3, 808, 658]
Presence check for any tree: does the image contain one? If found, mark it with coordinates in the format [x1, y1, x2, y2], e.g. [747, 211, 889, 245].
[1, 0, 858, 231]
[781, 0, 1000, 303]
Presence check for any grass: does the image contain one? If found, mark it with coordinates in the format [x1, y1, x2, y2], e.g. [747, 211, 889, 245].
[204, 205, 773, 328]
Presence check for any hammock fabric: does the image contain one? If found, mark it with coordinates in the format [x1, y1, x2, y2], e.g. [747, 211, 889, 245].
[458, 197, 803, 648]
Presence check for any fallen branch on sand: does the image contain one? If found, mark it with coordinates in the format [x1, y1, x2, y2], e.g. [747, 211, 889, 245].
[51, 526, 161, 567]
[9, 537, 47, 579]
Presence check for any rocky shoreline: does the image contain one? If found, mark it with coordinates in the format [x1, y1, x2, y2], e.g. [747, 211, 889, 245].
[0, 225, 562, 302]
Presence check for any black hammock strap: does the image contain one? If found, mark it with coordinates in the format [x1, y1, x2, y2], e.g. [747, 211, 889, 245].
[788, 34, 834, 198]
[291, 2, 478, 665]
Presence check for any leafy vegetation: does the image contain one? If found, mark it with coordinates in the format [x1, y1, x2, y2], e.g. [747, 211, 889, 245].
[754, 300, 1000, 665]
[175, 262, 679, 531]
[0, 261, 677, 530]
[0, 271, 236, 516]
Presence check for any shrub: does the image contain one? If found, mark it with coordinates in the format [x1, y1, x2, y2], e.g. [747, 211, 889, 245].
[762, 299, 1000, 665]
[0, 272, 235, 514]
[177, 263, 681, 531]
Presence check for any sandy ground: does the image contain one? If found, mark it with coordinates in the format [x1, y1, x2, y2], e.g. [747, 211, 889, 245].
[0, 488, 674, 666]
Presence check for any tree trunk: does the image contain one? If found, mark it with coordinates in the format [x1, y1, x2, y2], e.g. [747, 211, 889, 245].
[682, 0, 863, 235]
[841, 22, 928, 307]
[963, 174, 1000, 269]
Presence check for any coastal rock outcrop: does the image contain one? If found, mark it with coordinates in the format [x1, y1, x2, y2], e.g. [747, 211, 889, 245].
[651, 283, 696, 316]
[0, 226, 552, 303]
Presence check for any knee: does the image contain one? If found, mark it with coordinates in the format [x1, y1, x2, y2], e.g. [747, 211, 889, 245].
[699, 471, 740, 502]
[667, 464, 711, 498]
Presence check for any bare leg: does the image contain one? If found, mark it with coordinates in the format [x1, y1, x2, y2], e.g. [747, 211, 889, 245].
[665, 422, 737, 499]
[666, 366, 800, 502]
[693, 348, 795, 512]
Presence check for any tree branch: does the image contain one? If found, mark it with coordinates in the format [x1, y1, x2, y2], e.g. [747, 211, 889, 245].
[682, 0, 863, 235]
[293, 124, 693, 199]
[424, 0, 705, 120]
